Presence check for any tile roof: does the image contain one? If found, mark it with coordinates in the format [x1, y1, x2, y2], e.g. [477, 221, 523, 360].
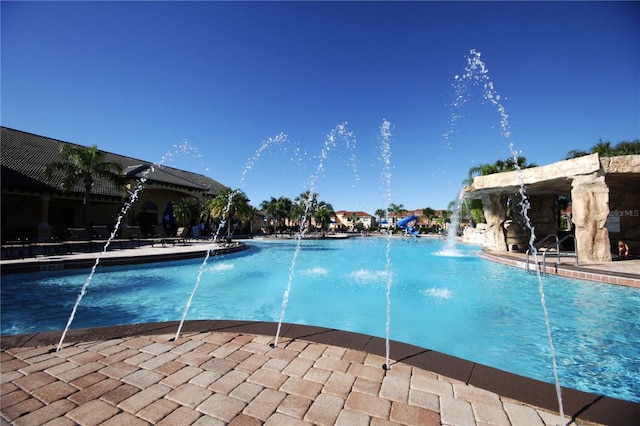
[335, 210, 374, 218]
[1, 127, 227, 198]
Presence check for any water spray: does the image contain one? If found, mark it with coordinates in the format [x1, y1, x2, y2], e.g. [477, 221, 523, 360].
[447, 49, 565, 421]
[272, 123, 357, 348]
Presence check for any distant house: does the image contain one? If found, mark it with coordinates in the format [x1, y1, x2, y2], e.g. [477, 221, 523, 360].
[334, 210, 376, 231]
[1, 127, 228, 241]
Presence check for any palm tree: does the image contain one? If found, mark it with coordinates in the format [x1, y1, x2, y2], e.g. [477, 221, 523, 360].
[613, 140, 640, 155]
[205, 188, 251, 240]
[387, 203, 406, 230]
[347, 212, 360, 231]
[294, 191, 319, 231]
[260, 197, 279, 234]
[44, 144, 123, 229]
[239, 205, 259, 236]
[261, 196, 294, 235]
[565, 149, 589, 159]
[421, 207, 435, 223]
[275, 196, 293, 232]
[314, 203, 335, 235]
[374, 208, 387, 230]
[465, 156, 537, 185]
[591, 141, 613, 157]
[565, 139, 640, 159]
[173, 197, 200, 227]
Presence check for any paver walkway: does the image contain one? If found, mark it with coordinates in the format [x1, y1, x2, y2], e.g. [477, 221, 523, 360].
[1, 325, 598, 426]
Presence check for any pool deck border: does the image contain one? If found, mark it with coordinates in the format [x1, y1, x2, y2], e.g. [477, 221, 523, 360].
[478, 250, 640, 288]
[0, 241, 250, 275]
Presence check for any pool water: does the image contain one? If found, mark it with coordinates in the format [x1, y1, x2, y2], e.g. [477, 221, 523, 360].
[2, 237, 639, 402]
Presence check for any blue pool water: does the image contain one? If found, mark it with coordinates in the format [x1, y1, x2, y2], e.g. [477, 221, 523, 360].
[2, 237, 639, 402]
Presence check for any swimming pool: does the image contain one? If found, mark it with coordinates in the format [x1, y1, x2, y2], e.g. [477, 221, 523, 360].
[2, 237, 639, 402]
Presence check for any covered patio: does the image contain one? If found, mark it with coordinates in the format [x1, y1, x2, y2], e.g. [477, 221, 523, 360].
[464, 154, 640, 263]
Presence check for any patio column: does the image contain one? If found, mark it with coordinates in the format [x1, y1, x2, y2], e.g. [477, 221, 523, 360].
[37, 195, 52, 240]
[571, 173, 612, 262]
[481, 193, 508, 252]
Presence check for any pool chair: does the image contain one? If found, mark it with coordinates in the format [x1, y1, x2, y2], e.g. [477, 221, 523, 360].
[91, 225, 138, 249]
[68, 228, 101, 252]
[152, 225, 188, 247]
[122, 226, 160, 248]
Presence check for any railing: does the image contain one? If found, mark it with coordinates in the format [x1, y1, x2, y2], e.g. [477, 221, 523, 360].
[542, 234, 578, 272]
[526, 233, 578, 274]
[526, 234, 558, 272]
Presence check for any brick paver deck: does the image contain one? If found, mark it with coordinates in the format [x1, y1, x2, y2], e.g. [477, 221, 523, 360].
[0, 329, 548, 425]
[3, 320, 634, 425]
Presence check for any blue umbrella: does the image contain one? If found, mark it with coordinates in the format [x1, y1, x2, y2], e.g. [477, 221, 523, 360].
[162, 201, 176, 232]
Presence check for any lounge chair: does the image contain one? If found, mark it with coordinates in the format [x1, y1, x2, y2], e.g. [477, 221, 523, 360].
[23, 226, 74, 257]
[67, 228, 101, 252]
[68, 228, 91, 240]
[92, 225, 133, 249]
[123, 226, 159, 247]
[176, 226, 190, 243]
[152, 225, 188, 247]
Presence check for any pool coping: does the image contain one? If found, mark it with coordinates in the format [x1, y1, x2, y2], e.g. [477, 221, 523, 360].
[478, 250, 640, 288]
[0, 241, 250, 275]
[2, 320, 638, 425]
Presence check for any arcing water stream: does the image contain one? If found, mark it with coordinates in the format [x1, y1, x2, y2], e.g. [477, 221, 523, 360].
[449, 49, 565, 420]
[56, 140, 200, 351]
[174, 133, 292, 340]
[273, 123, 358, 348]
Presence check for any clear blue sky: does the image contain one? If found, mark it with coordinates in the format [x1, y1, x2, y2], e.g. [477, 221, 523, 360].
[2, 1, 638, 213]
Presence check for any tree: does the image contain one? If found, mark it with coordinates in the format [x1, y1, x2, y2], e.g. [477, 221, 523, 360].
[565, 149, 589, 159]
[565, 139, 640, 159]
[205, 188, 251, 240]
[238, 205, 259, 235]
[614, 140, 640, 155]
[434, 209, 452, 232]
[260, 197, 280, 234]
[591, 141, 614, 157]
[294, 191, 319, 231]
[261, 196, 294, 234]
[173, 197, 200, 227]
[314, 203, 335, 235]
[346, 212, 360, 231]
[421, 207, 435, 226]
[44, 144, 123, 229]
[465, 155, 537, 186]
[387, 203, 407, 230]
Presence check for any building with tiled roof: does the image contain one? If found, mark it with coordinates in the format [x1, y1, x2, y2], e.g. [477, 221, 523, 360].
[334, 210, 376, 231]
[1, 127, 228, 241]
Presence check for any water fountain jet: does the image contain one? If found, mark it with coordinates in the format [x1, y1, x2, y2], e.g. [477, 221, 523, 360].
[272, 122, 358, 348]
[449, 48, 565, 420]
[174, 133, 292, 340]
[56, 139, 204, 351]
[379, 119, 394, 370]
[440, 187, 466, 256]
